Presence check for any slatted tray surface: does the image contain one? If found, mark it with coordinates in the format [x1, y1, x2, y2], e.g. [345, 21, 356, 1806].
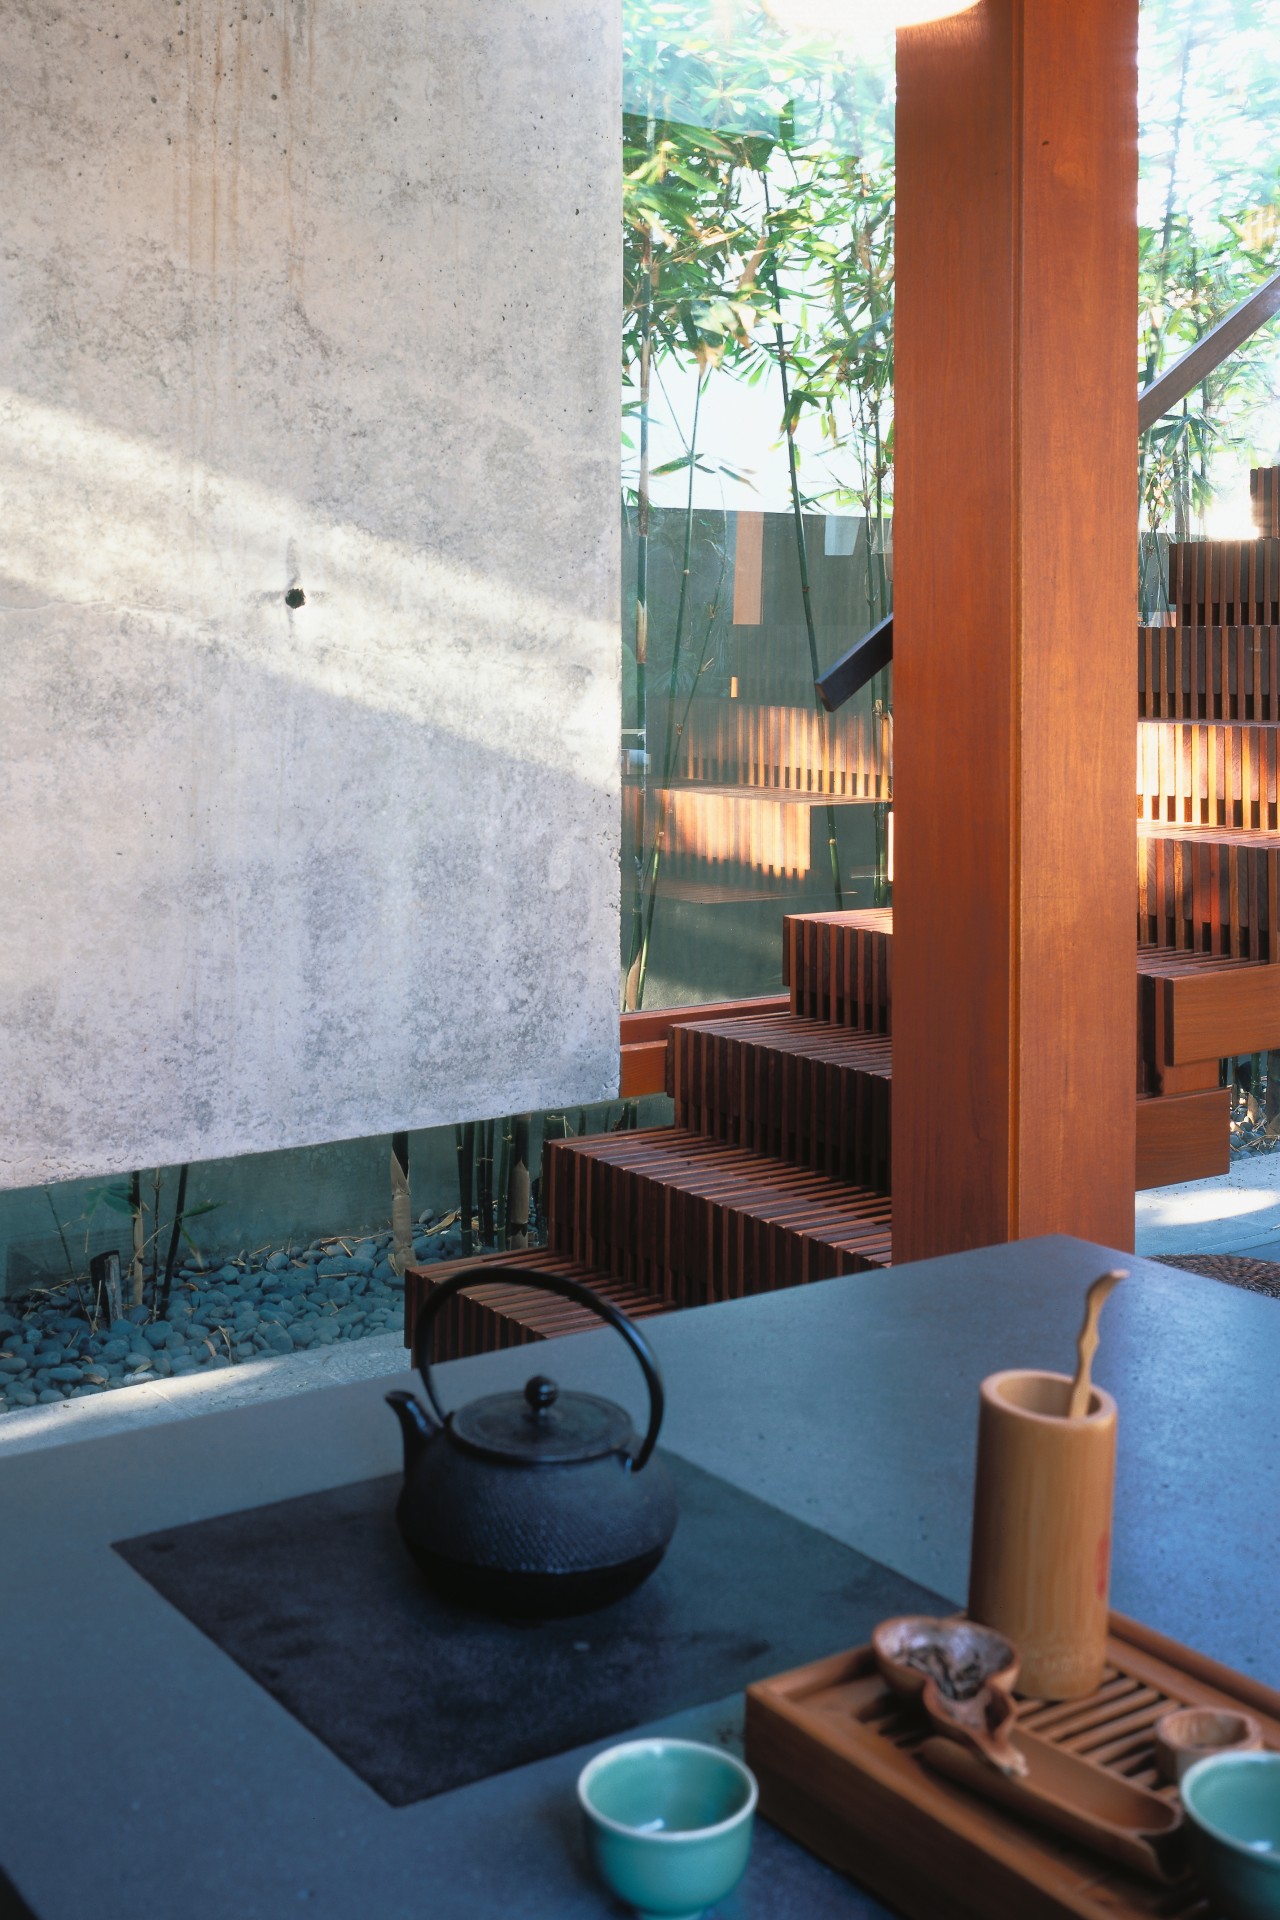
[745, 1613, 1280, 1920]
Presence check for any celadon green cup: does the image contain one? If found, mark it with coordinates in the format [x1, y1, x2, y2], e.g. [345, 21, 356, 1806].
[1182, 1750, 1280, 1919]
[577, 1737, 757, 1919]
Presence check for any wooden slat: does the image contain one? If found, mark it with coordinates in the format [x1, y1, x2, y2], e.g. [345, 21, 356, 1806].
[402, 1248, 667, 1361]
[1169, 539, 1280, 628]
[1138, 622, 1280, 724]
[783, 908, 893, 1029]
[1137, 722, 1280, 828]
[1149, 956, 1280, 1064]
[1137, 826, 1280, 961]
[732, 510, 764, 626]
[1253, 465, 1280, 538]
[543, 1128, 892, 1303]
[650, 696, 891, 802]
[620, 1040, 670, 1099]
[1136, 1088, 1230, 1189]
[621, 995, 789, 1048]
[672, 1013, 892, 1189]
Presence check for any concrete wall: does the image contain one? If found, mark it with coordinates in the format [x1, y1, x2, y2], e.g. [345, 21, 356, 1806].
[0, 0, 620, 1189]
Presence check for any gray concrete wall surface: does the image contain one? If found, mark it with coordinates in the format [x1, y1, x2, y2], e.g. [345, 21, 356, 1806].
[0, 0, 621, 1189]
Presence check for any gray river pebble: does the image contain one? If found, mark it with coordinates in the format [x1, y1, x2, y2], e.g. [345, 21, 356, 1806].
[0, 1216, 483, 1418]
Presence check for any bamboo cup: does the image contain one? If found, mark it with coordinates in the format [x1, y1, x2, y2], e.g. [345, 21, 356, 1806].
[967, 1369, 1117, 1701]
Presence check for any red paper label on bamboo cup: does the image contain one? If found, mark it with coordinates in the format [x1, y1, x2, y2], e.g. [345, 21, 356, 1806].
[1096, 1530, 1111, 1598]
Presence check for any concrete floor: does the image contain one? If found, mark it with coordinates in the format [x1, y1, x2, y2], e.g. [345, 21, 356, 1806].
[1135, 1146, 1280, 1260]
[5, 1236, 1280, 1920]
[0, 1328, 411, 1458]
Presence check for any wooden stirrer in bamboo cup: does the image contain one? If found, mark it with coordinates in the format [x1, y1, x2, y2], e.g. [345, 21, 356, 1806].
[967, 1269, 1127, 1701]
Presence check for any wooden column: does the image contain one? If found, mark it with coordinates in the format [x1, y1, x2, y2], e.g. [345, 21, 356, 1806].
[892, 1, 1137, 1261]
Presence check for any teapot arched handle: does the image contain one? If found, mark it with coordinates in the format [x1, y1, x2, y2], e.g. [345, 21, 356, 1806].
[412, 1265, 666, 1472]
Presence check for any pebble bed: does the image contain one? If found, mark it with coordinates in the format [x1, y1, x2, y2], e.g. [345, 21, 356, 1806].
[0, 1212, 464, 1417]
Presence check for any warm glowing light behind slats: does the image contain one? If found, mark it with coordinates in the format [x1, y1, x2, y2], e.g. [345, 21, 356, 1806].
[654, 697, 892, 800]
[1138, 721, 1280, 830]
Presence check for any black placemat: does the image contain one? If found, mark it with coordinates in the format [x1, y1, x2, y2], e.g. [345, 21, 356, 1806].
[0, 1870, 37, 1920]
[116, 1454, 939, 1807]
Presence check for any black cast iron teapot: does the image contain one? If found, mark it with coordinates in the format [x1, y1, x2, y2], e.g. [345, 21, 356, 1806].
[386, 1267, 678, 1617]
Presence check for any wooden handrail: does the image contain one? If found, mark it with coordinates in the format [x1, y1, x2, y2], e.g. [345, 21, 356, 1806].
[619, 995, 791, 1098]
[620, 995, 789, 1048]
[1138, 264, 1280, 432]
[812, 264, 1280, 714]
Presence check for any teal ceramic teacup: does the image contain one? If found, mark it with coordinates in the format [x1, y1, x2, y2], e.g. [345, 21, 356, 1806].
[1182, 1750, 1280, 1919]
[577, 1737, 757, 1919]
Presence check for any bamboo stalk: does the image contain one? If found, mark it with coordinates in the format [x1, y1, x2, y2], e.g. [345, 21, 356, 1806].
[43, 1186, 77, 1282]
[390, 1131, 413, 1277]
[150, 1167, 163, 1294]
[158, 1163, 189, 1315]
[456, 1123, 475, 1256]
[477, 1120, 495, 1249]
[627, 372, 709, 1009]
[623, 132, 656, 1013]
[506, 1114, 531, 1249]
[765, 179, 843, 910]
[496, 1116, 513, 1250]
[129, 1169, 145, 1305]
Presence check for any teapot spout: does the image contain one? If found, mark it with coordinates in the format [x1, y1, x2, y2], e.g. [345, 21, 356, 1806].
[385, 1389, 437, 1475]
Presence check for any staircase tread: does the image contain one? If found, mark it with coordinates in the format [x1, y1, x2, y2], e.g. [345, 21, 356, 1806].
[1138, 820, 1280, 847]
[677, 1010, 893, 1072]
[782, 906, 894, 931]
[401, 1252, 671, 1359]
[1137, 945, 1279, 978]
[554, 1127, 892, 1219]
[655, 780, 879, 805]
[403, 1248, 669, 1317]
[1137, 713, 1280, 730]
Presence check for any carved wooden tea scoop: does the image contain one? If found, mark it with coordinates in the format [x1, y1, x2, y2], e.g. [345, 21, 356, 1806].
[920, 1730, 1186, 1883]
[920, 1675, 1028, 1778]
[873, 1616, 1028, 1778]
[1067, 1268, 1127, 1419]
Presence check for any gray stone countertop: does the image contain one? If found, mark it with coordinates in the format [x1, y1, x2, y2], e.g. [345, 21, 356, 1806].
[1, 1233, 1277, 1919]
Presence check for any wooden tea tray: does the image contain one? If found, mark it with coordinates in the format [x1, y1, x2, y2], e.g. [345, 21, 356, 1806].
[744, 1611, 1280, 1920]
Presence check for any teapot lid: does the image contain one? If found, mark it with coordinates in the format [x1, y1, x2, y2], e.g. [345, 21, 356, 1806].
[450, 1375, 634, 1466]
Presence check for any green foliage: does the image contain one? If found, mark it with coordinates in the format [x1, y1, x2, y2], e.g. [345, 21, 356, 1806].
[620, 0, 1280, 983]
[624, 0, 1280, 541]
[620, 0, 898, 1006]
[1138, 0, 1280, 554]
[622, 0, 896, 513]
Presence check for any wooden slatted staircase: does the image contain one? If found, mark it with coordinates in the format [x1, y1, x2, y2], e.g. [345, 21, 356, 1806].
[406, 920, 894, 1360]
[405, 467, 1280, 1359]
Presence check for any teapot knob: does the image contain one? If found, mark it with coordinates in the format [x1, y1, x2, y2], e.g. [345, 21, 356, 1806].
[524, 1375, 559, 1418]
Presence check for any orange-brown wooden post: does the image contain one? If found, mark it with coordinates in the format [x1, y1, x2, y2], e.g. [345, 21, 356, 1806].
[892, 2, 1138, 1261]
